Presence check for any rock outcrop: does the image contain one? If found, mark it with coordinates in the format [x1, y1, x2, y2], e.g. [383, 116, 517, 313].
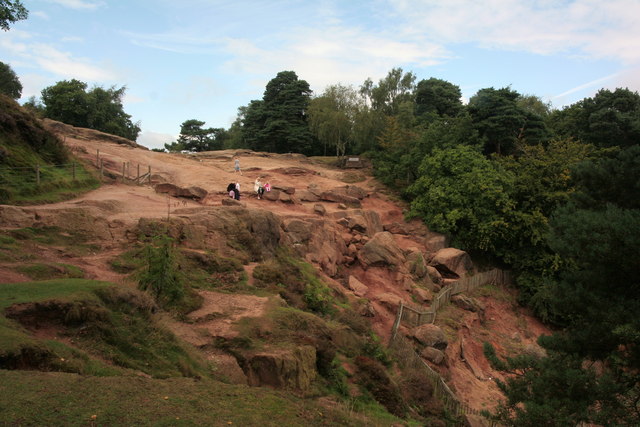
[429, 247, 474, 278]
[241, 346, 317, 390]
[357, 231, 405, 268]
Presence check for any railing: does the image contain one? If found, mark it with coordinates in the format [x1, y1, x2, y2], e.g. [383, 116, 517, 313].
[388, 269, 510, 425]
[391, 269, 510, 338]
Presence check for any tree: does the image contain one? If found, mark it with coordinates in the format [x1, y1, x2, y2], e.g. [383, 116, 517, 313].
[468, 87, 548, 156]
[548, 88, 640, 149]
[241, 71, 314, 154]
[86, 86, 140, 141]
[41, 79, 90, 128]
[360, 68, 416, 116]
[0, 61, 22, 99]
[307, 84, 363, 157]
[407, 145, 516, 253]
[415, 77, 463, 120]
[0, 0, 28, 31]
[492, 145, 640, 426]
[165, 119, 224, 152]
[40, 80, 140, 141]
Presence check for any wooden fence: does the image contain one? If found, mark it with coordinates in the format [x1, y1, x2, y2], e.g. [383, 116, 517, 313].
[93, 149, 152, 184]
[388, 269, 510, 426]
[391, 269, 510, 336]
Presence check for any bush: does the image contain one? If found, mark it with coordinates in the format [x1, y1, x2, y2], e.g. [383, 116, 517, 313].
[354, 355, 407, 417]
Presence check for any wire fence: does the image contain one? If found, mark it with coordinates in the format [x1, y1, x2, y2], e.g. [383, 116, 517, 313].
[0, 162, 95, 186]
[388, 269, 510, 426]
[0, 148, 153, 194]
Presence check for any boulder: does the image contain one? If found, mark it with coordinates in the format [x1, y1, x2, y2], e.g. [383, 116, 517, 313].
[273, 185, 295, 194]
[279, 192, 295, 204]
[283, 219, 312, 244]
[429, 247, 473, 278]
[357, 231, 405, 268]
[298, 190, 320, 202]
[451, 295, 485, 314]
[319, 189, 361, 207]
[424, 234, 449, 252]
[185, 186, 208, 200]
[313, 204, 326, 216]
[383, 222, 409, 235]
[154, 183, 207, 200]
[264, 189, 280, 201]
[347, 276, 369, 297]
[420, 347, 445, 365]
[411, 324, 448, 350]
[406, 250, 428, 278]
[412, 287, 432, 304]
[242, 346, 316, 390]
[426, 266, 443, 284]
[375, 292, 402, 312]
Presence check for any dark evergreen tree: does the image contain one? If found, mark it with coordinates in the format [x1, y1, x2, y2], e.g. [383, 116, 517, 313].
[0, 61, 22, 99]
[468, 87, 548, 156]
[241, 71, 314, 154]
[414, 77, 463, 121]
[549, 88, 640, 149]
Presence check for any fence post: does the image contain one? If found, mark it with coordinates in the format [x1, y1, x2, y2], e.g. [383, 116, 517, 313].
[96, 149, 100, 167]
[148, 166, 151, 184]
[36, 164, 40, 185]
[137, 163, 140, 181]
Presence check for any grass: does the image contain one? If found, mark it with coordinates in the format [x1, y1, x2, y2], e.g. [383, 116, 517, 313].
[16, 262, 84, 280]
[0, 279, 210, 379]
[0, 370, 407, 426]
[0, 95, 101, 205]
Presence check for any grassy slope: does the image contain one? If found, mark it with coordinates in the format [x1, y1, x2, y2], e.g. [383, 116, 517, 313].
[0, 95, 99, 204]
[0, 370, 377, 426]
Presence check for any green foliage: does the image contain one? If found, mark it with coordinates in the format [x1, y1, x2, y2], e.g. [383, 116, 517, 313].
[549, 88, 640, 149]
[415, 77, 463, 120]
[253, 249, 336, 315]
[165, 119, 227, 152]
[407, 145, 516, 253]
[307, 84, 363, 157]
[487, 344, 630, 426]
[468, 86, 548, 155]
[0, 61, 22, 99]
[40, 79, 140, 141]
[137, 234, 185, 308]
[240, 71, 315, 155]
[354, 355, 407, 417]
[16, 262, 84, 280]
[0, 0, 28, 31]
[360, 67, 416, 116]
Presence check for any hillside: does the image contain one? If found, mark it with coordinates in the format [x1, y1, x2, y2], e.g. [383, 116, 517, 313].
[0, 119, 551, 425]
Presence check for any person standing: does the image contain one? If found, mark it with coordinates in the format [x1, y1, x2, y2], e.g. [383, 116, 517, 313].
[234, 157, 242, 175]
[254, 177, 264, 199]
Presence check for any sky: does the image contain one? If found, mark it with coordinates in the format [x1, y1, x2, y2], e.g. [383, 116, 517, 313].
[2, 0, 640, 150]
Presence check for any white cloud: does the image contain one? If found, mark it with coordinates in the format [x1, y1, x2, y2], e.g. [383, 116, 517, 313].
[47, 0, 104, 10]
[137, 131, 177, 150]
[1, 31, 117, 82]
[30, 43, 116, 81]
[387, 0, 640, 64]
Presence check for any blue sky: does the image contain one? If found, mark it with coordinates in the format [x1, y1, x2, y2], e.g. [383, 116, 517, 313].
[3, 0, 639, 150]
